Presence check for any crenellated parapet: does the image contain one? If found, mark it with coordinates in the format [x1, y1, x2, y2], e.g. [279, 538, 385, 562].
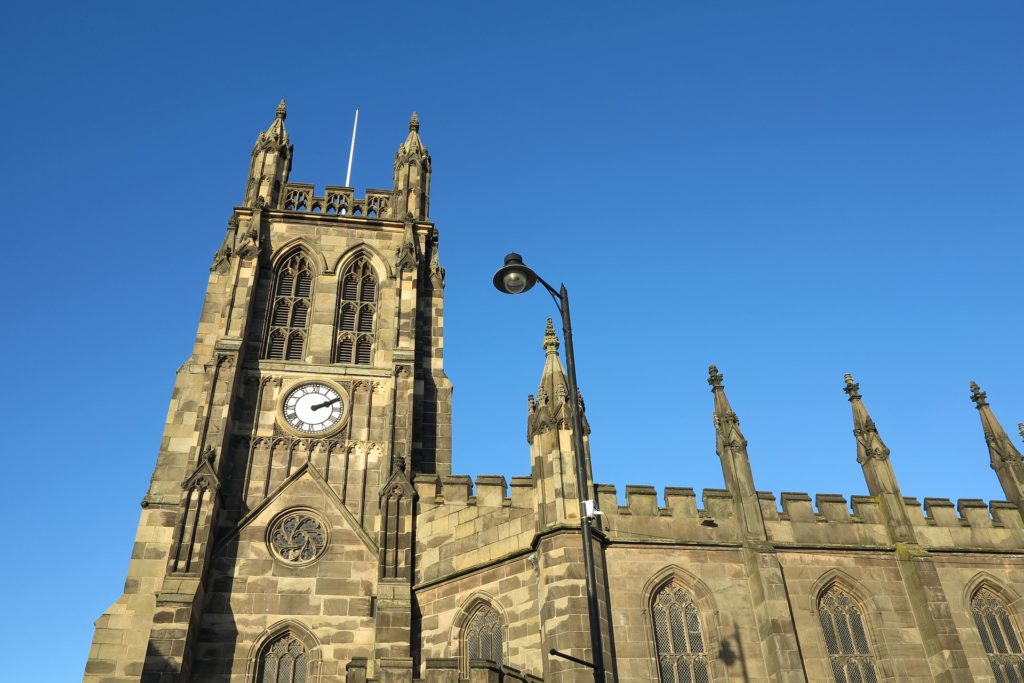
[414, 474, 538, 584]
[590, 483, 1024, 551]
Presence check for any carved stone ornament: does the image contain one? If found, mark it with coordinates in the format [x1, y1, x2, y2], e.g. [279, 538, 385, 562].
[191, 476, 211, 491]
[268, 510, 329, 565]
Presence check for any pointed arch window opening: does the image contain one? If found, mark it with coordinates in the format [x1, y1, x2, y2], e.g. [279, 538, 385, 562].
[264, 253, 314, 361]
[972, 587, 1024, 681]
[817, 585, 879, 683]
[651, 582, 711, 683]
[336, 256, 377, 365]
[462, 604, 504, 675]
[256, 631, 309, 683]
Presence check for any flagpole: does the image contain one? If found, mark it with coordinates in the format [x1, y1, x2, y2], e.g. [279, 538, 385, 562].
[345, 107, 359, 187]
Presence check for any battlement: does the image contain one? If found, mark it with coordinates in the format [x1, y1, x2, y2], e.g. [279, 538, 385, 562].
[414, 474, 536, 510]
[414, 475, 537, 584]
[592, 483, 1024, 550]
[594, 484, 733, 520]
[277, 183, 395, 218]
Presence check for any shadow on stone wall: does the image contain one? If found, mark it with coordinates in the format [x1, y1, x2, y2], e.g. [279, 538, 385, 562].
[719, 625, 751, 682]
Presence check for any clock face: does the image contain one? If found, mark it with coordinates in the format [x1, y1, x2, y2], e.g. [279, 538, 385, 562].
[282, 382, 346, 435]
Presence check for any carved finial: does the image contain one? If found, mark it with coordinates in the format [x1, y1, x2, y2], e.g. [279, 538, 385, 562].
[1019, 423, 1024, 443]
[543, 318, 559, 354]
[409, 111, 419, 131]
[276, 99, 287, 119]
[707, 364, 723, 389]
[843, 373, 861, 400]
[970, 381, 988, 408]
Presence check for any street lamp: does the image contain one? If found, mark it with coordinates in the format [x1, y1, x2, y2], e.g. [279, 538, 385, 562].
[493, 252, 606, 683]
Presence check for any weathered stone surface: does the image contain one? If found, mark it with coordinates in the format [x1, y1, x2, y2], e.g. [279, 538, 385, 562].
[84, 105, 1023, 683]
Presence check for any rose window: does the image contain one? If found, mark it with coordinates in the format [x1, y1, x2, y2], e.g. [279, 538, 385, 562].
[268, 510, 328, 564]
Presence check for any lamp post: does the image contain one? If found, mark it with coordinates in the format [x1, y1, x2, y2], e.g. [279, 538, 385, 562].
[493, 253, 606, 683]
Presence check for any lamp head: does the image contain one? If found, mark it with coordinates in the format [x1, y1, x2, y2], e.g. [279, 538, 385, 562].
[493, 253, 538, 295]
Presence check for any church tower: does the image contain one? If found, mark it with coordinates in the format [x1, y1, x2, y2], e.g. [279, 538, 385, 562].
[87, 102, 1024, 683]
[84, 104, 451, 682]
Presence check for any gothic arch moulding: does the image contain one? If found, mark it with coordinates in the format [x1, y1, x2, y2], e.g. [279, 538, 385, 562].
[640, 565, 726, 682]
[808, 568, 894, 681]
[962, 571, 1024, 614]
[447, 590, 508, 661]
[332, 242, 394, 280]
[244, 619, 322, 683]
[270, 238, 329, 274]
[449, 590, 508, 674]
[963, 571, 1024, 677]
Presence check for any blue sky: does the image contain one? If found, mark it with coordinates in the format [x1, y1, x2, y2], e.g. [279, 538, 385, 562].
[1, 2, 1021, 680]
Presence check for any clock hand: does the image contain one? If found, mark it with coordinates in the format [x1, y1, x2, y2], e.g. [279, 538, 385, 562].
[311, 397, 341, 411]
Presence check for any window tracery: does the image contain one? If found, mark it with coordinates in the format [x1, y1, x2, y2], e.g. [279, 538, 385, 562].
[817, 585, 878, 683]
[462, 604, 503, 673]
[265, 252, 314, 361]
[336, 256, 377, 365]
[972, 587, 1024, 681]
[651, 582, 710, 683]
[268, 510, 328, 565]
[257, 631, 308, 683]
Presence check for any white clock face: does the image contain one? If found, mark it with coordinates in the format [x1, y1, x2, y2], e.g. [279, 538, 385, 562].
[282, 383, 345, 434]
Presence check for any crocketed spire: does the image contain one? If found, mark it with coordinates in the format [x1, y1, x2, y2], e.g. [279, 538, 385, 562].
[242, 98, 293, 207]
[537, 318, 569, 408]
[970, 381, 1023, 468]
[526, 318, 588, 440]
[393, 111, 431, 219]
[397, 111, 427, 158]
[260, 99, 289, 147]
[542, 317, 560, 355]
[844, 373, 890, 463]
[709, 365, 747, 451]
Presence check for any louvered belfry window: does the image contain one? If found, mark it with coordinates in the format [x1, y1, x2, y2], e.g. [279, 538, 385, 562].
[463, 605, 503, 673]
[257, 632, 308, 683]
[972, 587, 1024, 681]
[336, 256, 376, 364]
[264, 252, 314, 361]
[652, 583, 710, 683]
[817, 585, 879, 683]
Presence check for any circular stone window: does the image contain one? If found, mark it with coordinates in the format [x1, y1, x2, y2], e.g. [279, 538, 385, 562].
[268, 510, 328, 565]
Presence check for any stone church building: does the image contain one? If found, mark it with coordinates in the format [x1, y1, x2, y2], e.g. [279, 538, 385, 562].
[84, 103, 1024, 683]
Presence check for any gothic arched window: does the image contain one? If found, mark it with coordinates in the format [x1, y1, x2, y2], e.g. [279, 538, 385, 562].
[336, 256, 377, 365]
[971, 587, 1024, 680]
[256, 631, 308, 683]
[651, 582, 710, 683]
[462, 604, 503, 673]
[817, 585, 878, 683]
[265, 252, 314, 361]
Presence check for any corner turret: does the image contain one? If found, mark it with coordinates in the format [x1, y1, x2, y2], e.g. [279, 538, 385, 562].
[242, 99, 293, 208]
[392, 112, 431, 220]
[527, 319, 590, 527]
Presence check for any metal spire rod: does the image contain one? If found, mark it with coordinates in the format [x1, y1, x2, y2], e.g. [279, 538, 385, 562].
[345, 107, 359, 187]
